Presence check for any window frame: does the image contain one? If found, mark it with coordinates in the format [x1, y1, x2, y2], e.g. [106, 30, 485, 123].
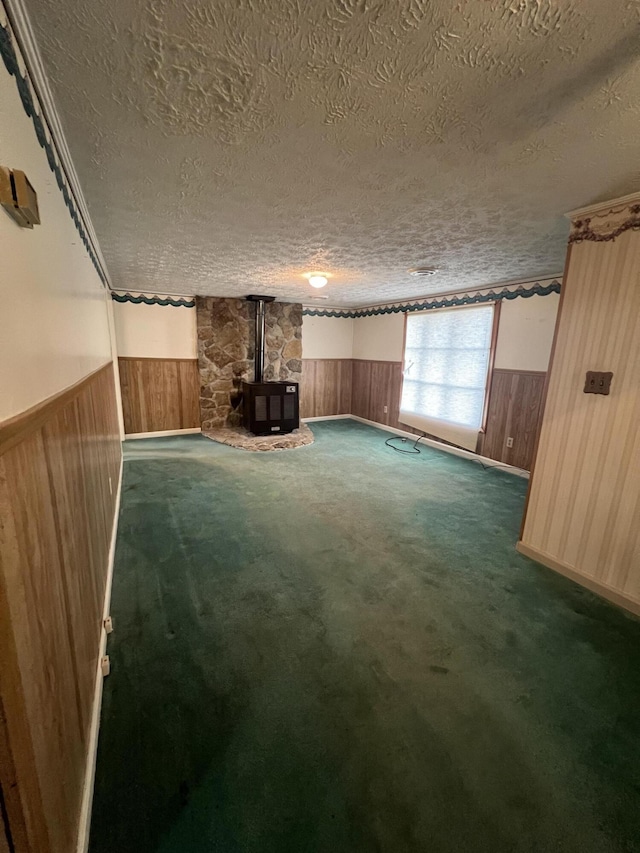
[399, 301, 500, 451]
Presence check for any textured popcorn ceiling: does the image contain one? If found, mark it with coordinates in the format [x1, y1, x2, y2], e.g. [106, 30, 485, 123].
[25, 0, 640, 306]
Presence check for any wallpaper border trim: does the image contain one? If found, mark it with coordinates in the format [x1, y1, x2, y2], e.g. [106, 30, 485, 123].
[569, 205, 640, 245]
[302, 280, 562, 318]
[0, 7, 109, 285]
[109, 280, 561, 312]
[111, 292, 195, 308]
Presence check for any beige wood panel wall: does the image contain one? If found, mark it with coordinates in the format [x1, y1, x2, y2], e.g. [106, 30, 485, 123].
[0, 363, 122, 853]
[351, 359, 404, 428]
[301, 357, 405, 428]
[483, 369, 546, 470]
[300, 359, 352, 419]
[118, 357, 200, 434]
[302, 358, 545, 469]
[520, 226, 640, 611]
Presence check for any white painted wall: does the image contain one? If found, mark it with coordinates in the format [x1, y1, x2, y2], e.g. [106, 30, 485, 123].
[302, 315, 354, 359]
[494, 294, 560, 371]
[0, 64, 112, 420]
[352, 313, 405, 361]
[349, 295, 559, 370]
[113, 300, 197, 359]
[108, 294, 559, 373]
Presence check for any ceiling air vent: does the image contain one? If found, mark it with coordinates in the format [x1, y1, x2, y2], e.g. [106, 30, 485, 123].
[408, 267, 438, 277]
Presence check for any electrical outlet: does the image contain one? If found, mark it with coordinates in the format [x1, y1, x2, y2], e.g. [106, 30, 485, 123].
[506, 437, 514, 448]
[383, 405, 388, 414]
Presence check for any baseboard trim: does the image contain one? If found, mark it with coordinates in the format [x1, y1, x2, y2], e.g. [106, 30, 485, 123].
[76, 452, 124, 853]
[516, 541, 640, 617]
[302, 415, 351, 423]
[349, 416, 529, 478]
[124, 428, 202, 440]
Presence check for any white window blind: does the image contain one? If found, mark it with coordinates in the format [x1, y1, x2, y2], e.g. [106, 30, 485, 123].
[399, 304, 494, 451]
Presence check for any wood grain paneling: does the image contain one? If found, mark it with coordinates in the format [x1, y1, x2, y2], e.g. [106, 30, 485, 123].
[0, 363, 121, 853]
[301, 359, 352, 419]
[352, 359, 421, 432]
[303, 358, 544, 467]
[0, 692, 34, 853]
[483, 369, 546, 471]
[118, 357, 200, 434]
[521, 222, 640, 610]
[351, 359, 372, 421]
[178, 360, 201, 428]
[0, 813, 9, 853]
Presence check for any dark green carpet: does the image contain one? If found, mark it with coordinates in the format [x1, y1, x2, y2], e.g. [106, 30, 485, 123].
[89, 420, 640, 853]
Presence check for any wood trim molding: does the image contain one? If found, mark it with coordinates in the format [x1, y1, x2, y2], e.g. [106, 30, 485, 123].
[351, 358, 403, 364]
[492, 368, 546, 376]
[399, 312, 409, 418]
[124, 428, 202, 439]
[302, 415, 351, 422]
[117, 356, 198, 363]
[480, 301, 501, 440]
[516, 541, 640, 618]
[75, 454, 123, 853]
[0, 363, 114, 458]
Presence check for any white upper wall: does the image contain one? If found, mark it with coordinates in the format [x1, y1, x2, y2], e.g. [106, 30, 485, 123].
[494, 293, 560, 371]
[302, 315, 354, 359]
[113, 300, 198, 359]
[352, 313, 405, 361]
[112, 295, 557, 373]
[346, 293, 559, 370]
[110, 292, 559, 370]
[0, 55, 112, 421]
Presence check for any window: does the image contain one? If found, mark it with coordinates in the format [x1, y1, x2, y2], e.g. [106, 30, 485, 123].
[400, 304, 494, 451]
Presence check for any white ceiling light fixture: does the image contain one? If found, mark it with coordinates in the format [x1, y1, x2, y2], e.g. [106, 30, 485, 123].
[309, 275, 328, 288]
[304, 271, 330, 289]
[408, 267, 438, 277]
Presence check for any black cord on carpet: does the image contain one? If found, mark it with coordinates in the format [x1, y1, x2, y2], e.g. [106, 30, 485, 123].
[385, 432, 427, 454]
[384, 432, 529, 475]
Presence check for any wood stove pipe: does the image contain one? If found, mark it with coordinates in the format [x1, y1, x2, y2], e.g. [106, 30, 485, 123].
[246, 295, 275, 383]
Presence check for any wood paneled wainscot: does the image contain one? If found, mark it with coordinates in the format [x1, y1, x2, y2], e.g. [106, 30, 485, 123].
[302, 357, 545, 471]
[482, 369, 546, 471]
[0, 363, 122, 853]
[351, 360, 403, 428]
[118, 356, 200, 434]
[301, 359, 352, 419]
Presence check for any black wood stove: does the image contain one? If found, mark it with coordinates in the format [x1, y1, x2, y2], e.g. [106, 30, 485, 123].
[242, 296, 299, 436]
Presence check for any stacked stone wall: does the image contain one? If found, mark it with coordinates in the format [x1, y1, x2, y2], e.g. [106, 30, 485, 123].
[196, 297, 302, 429]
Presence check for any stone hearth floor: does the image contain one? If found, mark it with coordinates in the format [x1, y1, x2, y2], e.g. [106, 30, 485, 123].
[202, 423, 314, 451]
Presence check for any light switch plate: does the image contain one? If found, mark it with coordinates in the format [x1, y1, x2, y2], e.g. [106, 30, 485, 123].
[584, 371, 613, 395]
